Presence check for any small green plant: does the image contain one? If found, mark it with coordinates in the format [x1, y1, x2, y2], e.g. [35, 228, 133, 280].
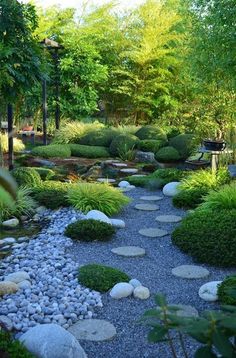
[172, 187, 209, 209]
[138, 139, 164, 153]
[12, 167, 42, 187]
[0, 329, 35, 358]
[172, 209, 236, 267]
[33, 167, 55, 180]
[65, 219, 115, 241]
[118, 144, 136, 161]
[109, 134, 138, 156]
[152, 168, 186, 182]
[67, 182, 130, 216]
[31, 144, 71, 158]
[78, 264, 130, 292]
[69, 144, 110, 158]
[155, 146, 181, 163]
[135, 126, 167, 141]
[141, 293, 236, 358]
[32, 181, 69, 209]
[169, 133, 195, 159]
[218, 275, 236, 306]
[199, 183, 236, 211]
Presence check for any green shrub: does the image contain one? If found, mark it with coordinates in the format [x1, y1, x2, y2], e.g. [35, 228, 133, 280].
[135, 125, 167, 141]
[126, 175, 149, 187]
[166, 127, 181, 140]
[0, 133, 25, 153]
[152, 168, 186, 182]
[79, 128, 118, 147]
[69, 144, 110, 158]
[33, 167, 55, 180]
[67, 183, 130, 216]
[53, 121, 104, 144]
[172, 209, 236, 267]
[172, 187, 209, 209]
[0, 187, 36, 223]
[169, 133, 195, 159]
[180, 168, 231, 191]
[31, 144, 71, 158]
[109, 134, 138, 156]
[12, 167, 42, 187]
[218, 275, 236, 305]
[126, 169, 185, 188]
[0, 330, 34, 358]
[155, 146, 181, 163]
[32, 181, 69, 209]
[78, 264, 130, 292]
[65, 219, 115, 241]
[199, 183, 236, 211]
[138, 139, 164, 153]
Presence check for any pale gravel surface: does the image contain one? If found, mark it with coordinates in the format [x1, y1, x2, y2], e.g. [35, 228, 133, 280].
[68, 187, 235, 358]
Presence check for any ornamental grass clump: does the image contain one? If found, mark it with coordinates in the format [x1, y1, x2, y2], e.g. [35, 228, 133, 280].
[67, 183, 130, 216]
[12, 167, 42, 187]
[0, 133, 25, 153]
[78, 264, 130, 292]
[199, 183, 236, 211]
[0, 330, 34, 358]
[53, 121, 104, 144]
[218, 275, 236, 305]
[65, 219, 115, 242]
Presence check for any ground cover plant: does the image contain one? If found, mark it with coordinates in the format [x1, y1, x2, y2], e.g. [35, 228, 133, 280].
[65, 219, 115, 242]
[31, 144, 71, 158]
[67, 182, 130, 216]
[218, 275, 236, 306]
[12, 167, 42, 187]
[69, 144, 110, 158]
[172, 209, 236, 267]
[32, 181, 70, 209]
[78, 264, 130, 292]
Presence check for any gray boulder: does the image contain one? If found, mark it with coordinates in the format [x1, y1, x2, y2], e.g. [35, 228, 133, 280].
[135, 151, 156, 163]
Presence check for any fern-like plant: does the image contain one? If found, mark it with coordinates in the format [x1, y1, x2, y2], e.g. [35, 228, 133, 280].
[199, 183, 236, 211]
[67, 182, 130, 216]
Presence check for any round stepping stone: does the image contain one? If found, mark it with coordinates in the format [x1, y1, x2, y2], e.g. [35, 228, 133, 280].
[97, 178, 116, 183]
[155, 215, 182, 223]
[111, 246, 146, 257]
[112, 163, 127, 167]
[68, 319, 117, 342]
[139, 228, 168, 238]
[198, 281, 222, 302]
[172, 265, 210, 279]
[120, 168, 138, 174]
[135, 204, 159, 211]
[140, 195, 163, 201]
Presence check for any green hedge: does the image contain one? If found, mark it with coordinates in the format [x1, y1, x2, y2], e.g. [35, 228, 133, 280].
[31, 144, 71, 158]
[69, 144, 110, 158]
[12, 167, 42, 187]
[32, 181, 69, 209]
[65, 219, 115, 241]
[78, 128, 119, 147]
[172, 209, 236, 267]
[218, 275, 236, 305]
[78, 264, 130, 292]
[135, 125, 167, 141]
[109, 134, 138, 156]
[155, 146, 181, 162]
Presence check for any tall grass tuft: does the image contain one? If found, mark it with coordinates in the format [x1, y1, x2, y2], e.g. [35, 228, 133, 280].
[199, 183, 236, 211]
[53, 121, 104, 144]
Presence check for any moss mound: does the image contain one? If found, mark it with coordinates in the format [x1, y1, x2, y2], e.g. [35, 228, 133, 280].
[65, 219, 115, 241]
[69, 144, 110, 158]
[135, 125, 167, 141]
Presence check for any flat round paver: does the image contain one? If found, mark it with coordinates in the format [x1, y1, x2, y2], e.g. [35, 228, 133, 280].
[111, 246, 146, 257]
[135, 204, 159, 211]
[139, 228, 168, 238]
[155, 215, 182, 223]
[97, 178, 116, 183]
[172, 265, 210, 279]
[120, 168, 138, 174]
[140, 195, 163, 201]
[112, 163, 128, 167]
[68, 319, 117, 342]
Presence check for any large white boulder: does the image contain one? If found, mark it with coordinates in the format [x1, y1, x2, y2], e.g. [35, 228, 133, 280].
[163, 182, 181, 197]
[110, 219, 125, 228]
[133, 286, 150, 300]
[19, 324, 87, 358]
[110, 282, 134, 299]
[198, 281, 222, 302]
[118, 181, 130, 188]
[86, 210, 111, 224]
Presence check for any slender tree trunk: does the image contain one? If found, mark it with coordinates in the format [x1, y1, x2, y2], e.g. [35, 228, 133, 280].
[7, 103, 14, 171]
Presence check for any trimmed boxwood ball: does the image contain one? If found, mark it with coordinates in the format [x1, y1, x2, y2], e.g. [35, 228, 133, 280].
[78, 128, 119, 147]
[218, 275, 236, 305]
[32, 181, 69, 209]
[69, 144, 110, 158]
[78, 264, 130, 292]
[65, 219, 115, 242]
[172, 187, 209, 209]
[169, 133, 195, 159]
[155, 146, 181, 163]
[172, 209, 236, 267]
[138, 139, 165, 153]
[109, 134, 138, 156]
[31, 144, 71, 158]
[135, 125, 167, 141]
[12, 167, 42, 187]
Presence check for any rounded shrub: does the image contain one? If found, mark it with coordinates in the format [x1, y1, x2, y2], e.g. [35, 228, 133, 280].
[78, 264, 130, 292]
[33, 167, 55, 181]
[138, 139, 165, 153]
[172, 187, 209, 209]
[109, 134, 138, 156]
[78, 128, 118, 147]
[12, 167, 42, 187]
[169, 134, 195, 159]
[135, 125, 167, 141]
[218, 275, 236, 305]
[155, 146, 181, 163]
[31, 144, 71, 158]
[65, 219, 115, 242]
[32, 181, 69, 209]
[69, 144, 110, 158]
[67, 183, 130, 216]
[172, 209, 236, 267]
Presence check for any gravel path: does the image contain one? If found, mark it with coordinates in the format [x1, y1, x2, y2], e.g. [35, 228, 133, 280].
[68, 187, 235, 358]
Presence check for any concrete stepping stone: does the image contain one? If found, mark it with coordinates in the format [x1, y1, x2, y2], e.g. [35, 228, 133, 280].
[111, 246, 146, 257]
[135, 204, 159, 211]
[172, 265, 210, 279]
[120, 168, 138, 174]
[112, 163, 128, 167]
[140, 195, 163, 201]
[155, 215, 182, 223]
[68, 319, 117, 342]
[198, 281, 222, 302]
[139, 228, 168, 238]
[97, 178, 116, 183]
